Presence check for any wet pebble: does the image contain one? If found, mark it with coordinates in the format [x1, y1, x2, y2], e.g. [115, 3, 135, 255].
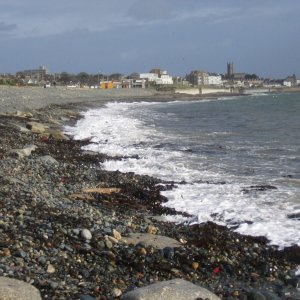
[80, 229, 92, 240]
[112, 287, 122, 297]
[163, 247, 174, 259]
[46, 264, 55, 274]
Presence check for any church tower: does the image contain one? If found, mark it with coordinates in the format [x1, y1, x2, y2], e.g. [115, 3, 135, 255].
[227, 62, 234, 80]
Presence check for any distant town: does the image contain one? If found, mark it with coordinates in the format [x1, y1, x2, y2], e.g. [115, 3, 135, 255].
[0, 63, 299, 95]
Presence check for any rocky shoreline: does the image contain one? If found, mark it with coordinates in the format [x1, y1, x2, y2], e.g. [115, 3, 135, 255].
[0, 89, 300, 299]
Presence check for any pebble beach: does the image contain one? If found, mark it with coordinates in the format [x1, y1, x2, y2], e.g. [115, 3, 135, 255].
[0, 85, 300, 299]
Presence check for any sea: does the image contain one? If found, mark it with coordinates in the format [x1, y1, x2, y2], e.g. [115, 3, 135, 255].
[65, 93, 300, 249]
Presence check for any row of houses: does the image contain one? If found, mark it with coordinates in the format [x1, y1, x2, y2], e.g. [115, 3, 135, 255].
[2, 65, 299, 89]
[186, 70, 222, 86]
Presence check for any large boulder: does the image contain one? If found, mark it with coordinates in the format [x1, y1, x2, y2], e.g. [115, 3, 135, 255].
[122, 233, 181, 249]
[0, 277, 42, 300]
[9, 144, 37, 159]
[46, 129, 70, 141]
[26, 121, 49, 133]
[121, 278, 221, 300]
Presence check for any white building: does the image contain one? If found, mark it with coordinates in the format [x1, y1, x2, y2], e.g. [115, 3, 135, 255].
[140, 73, 159, 81]
[139, 70, 173, 85]
[207, 74, 222, 86]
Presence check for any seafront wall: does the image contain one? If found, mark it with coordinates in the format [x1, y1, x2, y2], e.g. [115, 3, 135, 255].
[175, 87, 233, 95]
[175, 88, 200, 95]
[200, 87, 232, 94]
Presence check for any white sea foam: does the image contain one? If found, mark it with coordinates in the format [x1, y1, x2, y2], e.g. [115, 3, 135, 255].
[65, 101, 300, 249]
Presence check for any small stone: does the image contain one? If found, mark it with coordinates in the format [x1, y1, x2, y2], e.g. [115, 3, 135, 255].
[232, 290, 240, 297]
[138, 247, 147, 256]
[107, 236, 119, 244]
[104, 227, 112, 234]
[49, 281, 59, 289]
[15, 250, 27, 258]
[112, 229, 122, 240]
[112, 288, 122, 297]
[47, 264, 55, 274]
[105, 240, 113, 249]
[72, 228, 80, 235]
[192, 262, 199, 270]
[38, 256, 47, 265]
[2, 248, 11, 257]
[97, 241, 105, 249]
[146, 225, 158, 235]
[80, 229, 92, 240]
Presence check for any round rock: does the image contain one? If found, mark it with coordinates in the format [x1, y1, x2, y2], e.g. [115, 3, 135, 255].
[120, 278, 221, 300]
[80, 229, 92, 240]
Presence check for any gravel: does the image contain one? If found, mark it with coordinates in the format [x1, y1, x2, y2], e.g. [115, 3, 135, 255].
[0, 85, 160, 113]
[0, 87, 299, 299]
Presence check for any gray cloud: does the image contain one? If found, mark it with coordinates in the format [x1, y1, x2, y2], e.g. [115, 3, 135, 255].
[0, 1, 136, 37]
[126, 0, 176, 22]
[0, 0, 299, 77]
[0, 21, 17, 32]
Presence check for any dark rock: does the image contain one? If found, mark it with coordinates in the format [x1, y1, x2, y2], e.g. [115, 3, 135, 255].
[79, 268, 90, 278]
[282, 245, 300, 264]
[14, 250, 27, 259]
[261, 290, 282, 300]
[287, 213, 300, 220]
[247, 291, 266, 300]
[37, 256, 47, 265]
[242, 185, 277, 194]
[163, 247, 174, 259]
[284, 276, 299, 288]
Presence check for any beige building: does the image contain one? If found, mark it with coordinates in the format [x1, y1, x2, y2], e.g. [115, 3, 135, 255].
[16, 66, 50, 82]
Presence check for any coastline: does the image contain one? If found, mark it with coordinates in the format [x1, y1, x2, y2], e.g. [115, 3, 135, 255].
[0, 87, 300, 299]
[2, 84, 299, 114]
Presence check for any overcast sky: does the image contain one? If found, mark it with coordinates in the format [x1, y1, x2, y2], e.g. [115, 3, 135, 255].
[0, 0, 299, 78]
